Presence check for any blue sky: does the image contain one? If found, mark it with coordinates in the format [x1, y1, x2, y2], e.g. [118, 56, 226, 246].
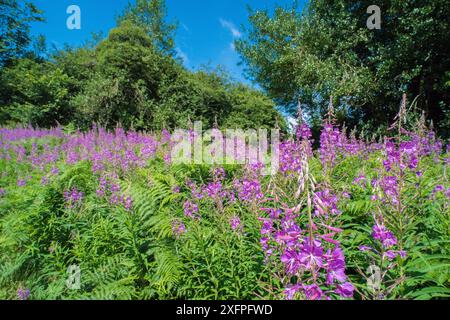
[30, 0, 306, 85]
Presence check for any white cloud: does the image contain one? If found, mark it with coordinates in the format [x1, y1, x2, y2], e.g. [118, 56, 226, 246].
[219, 18, 242, 38]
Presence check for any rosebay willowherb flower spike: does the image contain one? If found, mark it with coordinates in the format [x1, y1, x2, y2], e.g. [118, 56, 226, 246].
[326, 96, 336, 125]
[258, 137, 354, 300]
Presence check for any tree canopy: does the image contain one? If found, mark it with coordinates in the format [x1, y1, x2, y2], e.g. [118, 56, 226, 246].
[0, 0, 448, 138]
[0, 0, 44, 66]
[118, 0, 177, 55]
[0, 1, 284, 131]
[236, 0, 450, 136]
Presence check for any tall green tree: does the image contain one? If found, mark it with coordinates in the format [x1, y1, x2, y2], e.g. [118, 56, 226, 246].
[0, 0, 44, 66]
[118, 0, 176, 55]
[0, 58, 72, 126]
[236, 0, 450, 135]
[72, 20, 176, 130]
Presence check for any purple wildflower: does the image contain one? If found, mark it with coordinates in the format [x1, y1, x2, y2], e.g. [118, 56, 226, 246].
[280, 249, 301, 275]
[359, 245, 372, 252]
[64, 187, 84, 208]
[121, 195, 133, 211]
[183, 200, 199, 220]
[235, 178, 264, 202]
[230, 216, 242, 232]
[172, 220, 186, 238]
[314, 189, 341, 216]
[212, 167, 226, 180]
[109, 194, 119, 205]
[298, 239, 324, 270]
[296, 123, 312, 141]
[303, 284, 324, 300]
[284, 284, 301, 300]
[326, 247, 348, 285]
[50, 166, 59, 175]
[17, 287, 30, 300]
[40, 176, 49, 185]
[372, 223, 397, 248]
[335, 282, 354, 298]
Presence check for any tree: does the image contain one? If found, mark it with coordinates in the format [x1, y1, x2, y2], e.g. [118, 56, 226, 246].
[0, 0, 44, 66]
[224, 84, 286, 130]
[0, 58, 72, 126]
[72, 20, 175, 130]
[157, 66, 286, 131]
[236, 0, 450, 136]
[118, 0, 176, 55]
[157, 68, 231, 129]
[0, 2, 284, 132]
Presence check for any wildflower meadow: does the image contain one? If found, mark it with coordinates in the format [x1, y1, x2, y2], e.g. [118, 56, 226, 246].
[0, 106, 448, 300]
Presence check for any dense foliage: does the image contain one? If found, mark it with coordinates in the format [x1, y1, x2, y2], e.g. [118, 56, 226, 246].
[0, 0, 44, 67]
[236, 0, 450, 137]
[0, 1, 284, 131]
[0, 110, 448, 300]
